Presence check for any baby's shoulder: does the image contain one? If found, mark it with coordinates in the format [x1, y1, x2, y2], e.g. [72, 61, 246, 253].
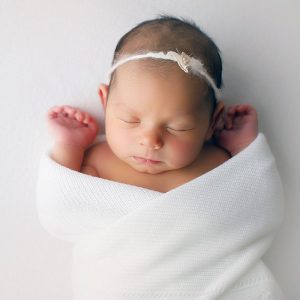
[84, 140, 110, 162]
[81, 142, 110, 176]
[207, 143, 231, 160]
[199, 143, 231, 172]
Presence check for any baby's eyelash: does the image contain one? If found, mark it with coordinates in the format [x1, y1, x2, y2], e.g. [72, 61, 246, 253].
[166, 127, 195, 132]
[120, 119, 140, 124]
[119, 118, 194, 131]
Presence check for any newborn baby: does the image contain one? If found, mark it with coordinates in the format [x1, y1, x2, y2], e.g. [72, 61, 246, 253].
[47, 102, 257, 193]
[46, 17, 257, 192]
[38, 16, 284, 299]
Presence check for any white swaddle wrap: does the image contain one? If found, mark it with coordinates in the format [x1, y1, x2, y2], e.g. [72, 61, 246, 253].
[36, 133, 285, 300]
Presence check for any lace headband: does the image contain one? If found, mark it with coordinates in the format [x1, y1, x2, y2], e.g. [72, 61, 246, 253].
[107, 51, 221, 99]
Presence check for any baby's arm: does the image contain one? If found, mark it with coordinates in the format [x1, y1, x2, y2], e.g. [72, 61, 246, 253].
[47, 105, 99, 172]
[214, 104, 258, 156]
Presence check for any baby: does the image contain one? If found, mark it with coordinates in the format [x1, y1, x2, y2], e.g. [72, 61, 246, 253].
[46, 16, 258, 193]
[38, 16, 285, 299]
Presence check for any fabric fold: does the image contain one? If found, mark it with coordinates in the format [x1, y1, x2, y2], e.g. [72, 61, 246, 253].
[36, 133, 285, 299]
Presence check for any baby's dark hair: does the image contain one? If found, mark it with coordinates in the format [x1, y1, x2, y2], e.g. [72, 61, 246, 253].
[110, 15, 223, 114]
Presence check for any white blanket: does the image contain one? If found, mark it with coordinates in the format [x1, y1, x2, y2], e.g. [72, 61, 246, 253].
[36, 133, 285, 300]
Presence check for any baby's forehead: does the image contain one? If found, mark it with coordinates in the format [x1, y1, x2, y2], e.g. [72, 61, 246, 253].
[114, 63, 207, 105]
[114, 60, 207, 90]
[110, 68, 209, 119]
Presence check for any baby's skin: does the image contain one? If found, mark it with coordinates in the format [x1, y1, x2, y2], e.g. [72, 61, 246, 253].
[47, 103, 258, 178]
[214, 104, 258, 155]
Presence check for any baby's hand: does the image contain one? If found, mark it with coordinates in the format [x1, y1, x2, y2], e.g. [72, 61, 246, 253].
[214, 104, 258, 156]
[47, 105, 99, 149]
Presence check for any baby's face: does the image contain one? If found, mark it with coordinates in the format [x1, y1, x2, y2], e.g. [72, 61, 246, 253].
[101, 62, 214, 174]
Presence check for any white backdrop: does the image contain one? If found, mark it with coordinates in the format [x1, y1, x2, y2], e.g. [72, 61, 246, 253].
[1, 0, 299, 299]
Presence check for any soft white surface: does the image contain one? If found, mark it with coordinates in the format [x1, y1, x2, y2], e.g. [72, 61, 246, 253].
[36, 134, 285, 299]
[0, 0, 299, 299]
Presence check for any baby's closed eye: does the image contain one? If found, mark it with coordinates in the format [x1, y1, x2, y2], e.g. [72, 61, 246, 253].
[119, 118, 140, 124]
[117, 115, 196, 134]
[166, 126, 195, 132]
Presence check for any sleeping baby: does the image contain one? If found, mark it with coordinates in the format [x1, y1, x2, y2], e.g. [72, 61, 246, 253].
[46, 19, 258, 193]
[37, 15, 284, 299]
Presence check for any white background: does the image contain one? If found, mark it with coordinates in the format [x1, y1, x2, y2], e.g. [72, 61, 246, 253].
[0, 0, 299, 299]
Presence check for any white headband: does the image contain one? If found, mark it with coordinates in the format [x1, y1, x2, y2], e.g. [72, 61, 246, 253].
[107, 51, 221, 99]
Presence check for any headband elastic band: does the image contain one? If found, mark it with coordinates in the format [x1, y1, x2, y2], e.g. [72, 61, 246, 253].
[107, 51, 221, 99]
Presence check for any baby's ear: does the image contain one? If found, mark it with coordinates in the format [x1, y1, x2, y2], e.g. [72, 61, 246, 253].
[98, 84, 109, 110]
[212, 101, 225, 131]
[205, 101, 225, 140]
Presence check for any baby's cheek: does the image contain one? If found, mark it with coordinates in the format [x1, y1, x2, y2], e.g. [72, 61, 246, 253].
[168, 138, 201, 166]
[106, 126, 131, 156]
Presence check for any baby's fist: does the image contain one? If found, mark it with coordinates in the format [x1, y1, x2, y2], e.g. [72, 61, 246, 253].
[47, 105, 99, 149]
[214, 104, 258, 155]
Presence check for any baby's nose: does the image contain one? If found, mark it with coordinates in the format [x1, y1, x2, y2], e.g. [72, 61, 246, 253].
[139, 129, 164, 150]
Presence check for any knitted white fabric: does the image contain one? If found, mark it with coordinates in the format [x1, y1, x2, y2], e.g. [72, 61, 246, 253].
[36, 133, 285, 300]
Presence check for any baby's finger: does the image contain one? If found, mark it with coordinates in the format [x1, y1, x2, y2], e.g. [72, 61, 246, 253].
[225, 106, 236, 129]
[227, 105, 239, 114]
[244, 104, 257, 116]
[47, 110, 57, 118]
[50, 106, 64, 112]
[225, 116, 232, 129]
[227, 104, 250, 118]
[64, 106, 76, 117]
[82, 113, 92, 124]
[86, 117, 99, 132]
[74, 110, 84, 122]
[236, 104, 256, 115]
[235, 104, 249, 114]
[47, 106, 63, 116]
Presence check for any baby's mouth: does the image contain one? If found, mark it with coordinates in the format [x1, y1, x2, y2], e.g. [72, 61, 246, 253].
[133, 156, 161, 165]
